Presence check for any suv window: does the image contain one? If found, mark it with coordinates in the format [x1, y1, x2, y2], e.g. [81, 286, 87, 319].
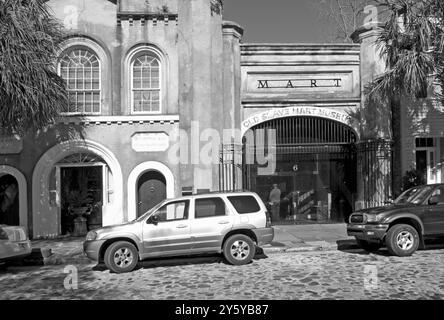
[431, 186, 444, 203]
[195, 197, 226, 218]
[227, 195, 260, 214]
[154, 200, 189, 222]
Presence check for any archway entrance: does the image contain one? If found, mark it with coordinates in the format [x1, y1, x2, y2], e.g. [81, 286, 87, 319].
[0, 174, 19, 226]
[137, 170, 166, 217]
[32, 139, 123, 238]
[243, 116, 357, 224]
[56, 153, 106, 235]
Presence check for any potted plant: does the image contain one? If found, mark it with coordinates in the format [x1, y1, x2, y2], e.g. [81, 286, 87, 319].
[66, 189, 93, 216]
[66, 189, 93, 236]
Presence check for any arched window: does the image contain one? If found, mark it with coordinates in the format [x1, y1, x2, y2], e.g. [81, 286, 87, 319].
[131, 53, 161, 113]
[59, 48, 101, 114]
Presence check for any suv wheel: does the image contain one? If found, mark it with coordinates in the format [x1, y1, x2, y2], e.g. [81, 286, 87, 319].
[385, 224, 419, 257]
[104, 241, 139, 273]
[223, 234, 255, 266]
[356, 239, 382, 252]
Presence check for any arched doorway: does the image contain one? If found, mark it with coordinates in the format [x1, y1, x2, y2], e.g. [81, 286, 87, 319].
[137, 170, 166, 217]
[32, 139, 123, 238]
[0, 166, 27, 229]
[127, 161, 175, 221]
[0, 174, 19, 226]
[243, 116, 358, 224]
[56, 153, 106, 235]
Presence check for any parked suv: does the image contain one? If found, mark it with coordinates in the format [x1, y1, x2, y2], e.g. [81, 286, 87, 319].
[84, 191, 274, 273]
[347, 184, 444, 256]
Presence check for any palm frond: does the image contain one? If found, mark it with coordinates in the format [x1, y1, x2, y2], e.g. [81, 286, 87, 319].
[0, 0, 68, 136]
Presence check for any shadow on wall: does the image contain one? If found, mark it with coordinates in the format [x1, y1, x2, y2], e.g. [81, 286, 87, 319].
[348, 89, 393, 208]
[405, 98, 444, 135]
[31, 121, 87, 146]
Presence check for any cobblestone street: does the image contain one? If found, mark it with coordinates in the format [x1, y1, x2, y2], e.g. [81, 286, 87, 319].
[1, 248, 444, 300]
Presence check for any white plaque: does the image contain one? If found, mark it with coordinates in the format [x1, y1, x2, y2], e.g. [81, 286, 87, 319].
[131, 132, 169, 152]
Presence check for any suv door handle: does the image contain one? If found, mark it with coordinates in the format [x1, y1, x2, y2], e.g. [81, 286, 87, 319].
[176, 224, 188, 229]
[218, 221, 230, 224]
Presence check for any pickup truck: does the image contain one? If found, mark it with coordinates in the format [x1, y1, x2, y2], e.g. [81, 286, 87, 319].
[347, 184, 444, 256]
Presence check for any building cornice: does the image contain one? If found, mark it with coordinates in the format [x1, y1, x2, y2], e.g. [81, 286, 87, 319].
[222, 20, 244, 39]
[350, 23, 385, 43]
[242, 98, 361, 108]
[241, 44, 361, 56]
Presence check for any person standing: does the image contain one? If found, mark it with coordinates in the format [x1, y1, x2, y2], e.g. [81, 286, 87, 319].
[268, 184, 281, 223]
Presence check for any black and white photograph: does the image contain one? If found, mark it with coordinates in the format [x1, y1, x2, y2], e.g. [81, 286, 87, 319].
[1, 0, 444, 309]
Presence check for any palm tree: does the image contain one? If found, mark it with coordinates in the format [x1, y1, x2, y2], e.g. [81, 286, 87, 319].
[0, 0, 68, 136]
[367, 0, 444, 196]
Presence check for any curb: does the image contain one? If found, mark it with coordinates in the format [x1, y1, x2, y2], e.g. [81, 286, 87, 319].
[262, 242, 360, 255]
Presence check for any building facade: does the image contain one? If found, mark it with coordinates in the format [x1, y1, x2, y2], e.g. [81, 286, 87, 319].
[0, 0, 441, 238]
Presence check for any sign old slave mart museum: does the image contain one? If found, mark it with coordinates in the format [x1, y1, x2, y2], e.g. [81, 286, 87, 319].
[1, 0, 444, 238]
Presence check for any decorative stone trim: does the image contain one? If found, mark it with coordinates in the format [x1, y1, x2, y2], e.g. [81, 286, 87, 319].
[241, 44, 361, 56]
[242, 99, 361, 108]
[117, 13, 178, 26]
[222, 20, 244, 39]
[57, 115, 179, 126]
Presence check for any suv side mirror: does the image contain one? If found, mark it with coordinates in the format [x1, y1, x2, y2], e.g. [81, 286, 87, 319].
[147, 215, 159, 225]
[429, 196, 439, 206]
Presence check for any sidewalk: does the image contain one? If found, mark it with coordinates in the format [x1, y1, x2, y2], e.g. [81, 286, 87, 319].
[28, 223, 359, 265]
[261, 223, 359, 255]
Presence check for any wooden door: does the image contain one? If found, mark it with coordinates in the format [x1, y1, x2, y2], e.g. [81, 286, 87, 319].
[137, 171, 167, 217]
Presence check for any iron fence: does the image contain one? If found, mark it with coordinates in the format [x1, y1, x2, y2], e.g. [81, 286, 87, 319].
[356, 139, 393, 209]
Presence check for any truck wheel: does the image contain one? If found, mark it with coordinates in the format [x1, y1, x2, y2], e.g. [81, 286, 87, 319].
[223, 234, 255, 265]
[356, 239, 382, 252]
[104, 241, 139, 273]
[385, 224, 419, 257]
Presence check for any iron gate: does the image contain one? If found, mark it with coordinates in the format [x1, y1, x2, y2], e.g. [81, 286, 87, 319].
[219, 143, 243, 192]
[356, 139, 393, 209]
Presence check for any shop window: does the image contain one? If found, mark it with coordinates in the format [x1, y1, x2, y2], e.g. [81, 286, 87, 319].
[59, 48, 101, 114]
[195, 198, 226, 218]
[131, 53, 161, 113]
[415, 137, 434, 148]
